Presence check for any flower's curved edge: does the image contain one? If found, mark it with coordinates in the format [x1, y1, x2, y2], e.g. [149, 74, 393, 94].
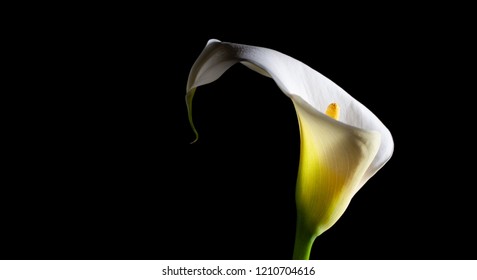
[186, 39, 394, 183]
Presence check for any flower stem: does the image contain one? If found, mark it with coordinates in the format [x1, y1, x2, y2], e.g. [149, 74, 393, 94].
[292, 219, 316, 260]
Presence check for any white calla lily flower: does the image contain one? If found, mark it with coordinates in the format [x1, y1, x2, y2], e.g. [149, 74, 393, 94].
[186, 39, 393, 259]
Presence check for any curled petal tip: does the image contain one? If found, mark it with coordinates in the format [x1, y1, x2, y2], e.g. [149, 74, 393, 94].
[190, 134, 199, 144]
[185, 88, 199, 144]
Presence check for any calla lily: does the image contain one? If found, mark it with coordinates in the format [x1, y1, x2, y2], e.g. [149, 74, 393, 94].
[186, 39, 394, 259]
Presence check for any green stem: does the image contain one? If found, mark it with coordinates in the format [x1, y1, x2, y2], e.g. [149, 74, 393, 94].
[293, 219, 316, 260]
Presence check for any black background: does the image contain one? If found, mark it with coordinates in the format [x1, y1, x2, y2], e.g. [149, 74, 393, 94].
[3, 5, 475, 260]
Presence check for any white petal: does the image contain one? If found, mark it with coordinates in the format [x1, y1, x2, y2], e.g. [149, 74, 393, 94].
[187, 39, 393, 186]
[292, 95, 381, 235]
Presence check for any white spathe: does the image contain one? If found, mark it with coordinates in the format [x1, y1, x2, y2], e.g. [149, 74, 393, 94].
[186, 39, 393, 238]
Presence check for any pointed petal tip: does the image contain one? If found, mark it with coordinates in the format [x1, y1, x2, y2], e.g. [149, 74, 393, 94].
[186, 88, 199, 144]
[190, 135, 199, 144]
